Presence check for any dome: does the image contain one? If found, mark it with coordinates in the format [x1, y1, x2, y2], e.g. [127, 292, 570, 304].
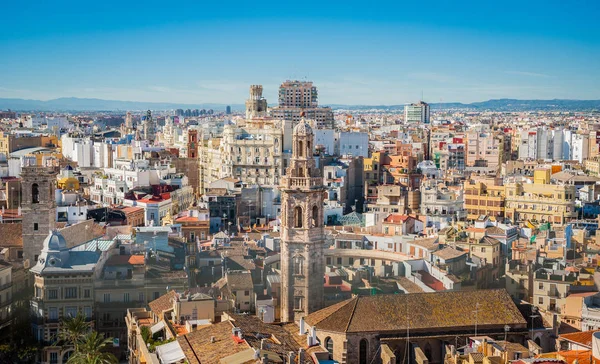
[43, 230, 67, 251]
[293, 120, 313, 136]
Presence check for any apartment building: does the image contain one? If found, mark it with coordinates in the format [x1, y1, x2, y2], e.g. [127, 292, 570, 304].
[505, 169, 577, 225]
[466, 131, 504, 171]
[269, 80, 334, 129]
[463, 176, 506, 221]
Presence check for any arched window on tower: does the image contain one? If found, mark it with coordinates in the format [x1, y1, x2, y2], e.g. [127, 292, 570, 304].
[359, 339, 369, 364]
[307, 141, 311, 154]
[294, 254, 304, 276]
[312, 205, 319, 227]
[294, 206, 303, 228]
[298, 140, 304, 157]
[32, 183, 39, 204]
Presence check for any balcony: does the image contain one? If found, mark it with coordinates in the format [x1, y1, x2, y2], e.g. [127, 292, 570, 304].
[281, 177, 323, 190]
[548, 290, 562, 298]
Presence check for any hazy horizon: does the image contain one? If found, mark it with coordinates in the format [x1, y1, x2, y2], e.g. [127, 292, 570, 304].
[1, 0, 599, 104]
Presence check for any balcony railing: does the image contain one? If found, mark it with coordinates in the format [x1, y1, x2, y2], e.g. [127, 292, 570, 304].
[281, 177, 323, 189]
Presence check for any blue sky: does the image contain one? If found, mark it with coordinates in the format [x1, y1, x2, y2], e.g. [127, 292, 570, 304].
[1, 0, 599, 105]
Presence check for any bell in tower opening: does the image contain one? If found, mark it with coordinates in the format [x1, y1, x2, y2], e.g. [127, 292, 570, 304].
[279, 116, 326, 322]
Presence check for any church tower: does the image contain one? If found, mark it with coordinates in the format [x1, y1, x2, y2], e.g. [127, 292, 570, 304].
[21, 164, 58, 267]
[280, 118, 325, 323]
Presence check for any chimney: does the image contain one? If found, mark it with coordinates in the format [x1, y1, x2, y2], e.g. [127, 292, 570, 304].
[261, 338, 268, 350]
[210, 336, 215, 343]
[299, 317, 305, 335]
[288, 352, 296, 364]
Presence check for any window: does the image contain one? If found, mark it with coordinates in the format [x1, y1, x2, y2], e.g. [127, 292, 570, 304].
[337, 257, 342, 265]
[48, 289, 58, 299]
[65, 306, 78, 318]
[124, 293, 130, 302]
[349, 258, 354, 265]
[325, 337, 334, 357]
[35, 287, 41, 298]
[326, 257, 331, 265]
[139, 292, 145, 302]
[50, 352, 58, 364]
[83, 289, 90, 298]
[539, 282, 544, 290]
[84, 307, 92, 319]
[312, 205, 319, 227]
[32, 183, 39, 204]
[103, 293, 111, 303]
[360, 339, 369, 364]
[48, 307, 58, 320]
[294, 297, 302, 310]
[244, 291, 249, 296]
[65, 287, 77, 299]
[539, 297, 544, 304]
[294, 206, 303, 228]
[34, 223, 39, 231]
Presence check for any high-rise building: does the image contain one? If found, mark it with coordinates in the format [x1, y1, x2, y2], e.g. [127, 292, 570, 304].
[404, 101, 430, 124]
[278, 80, 318, 108]
[269, 80, 334, 129]
[279, 118, 325, 322]
[21, 164, 58, 265]
[226, 105, 232, 115]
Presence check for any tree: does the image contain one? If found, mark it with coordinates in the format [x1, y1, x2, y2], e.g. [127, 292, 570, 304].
[57, 313, 91, 350]
[67, 331, 118, 364]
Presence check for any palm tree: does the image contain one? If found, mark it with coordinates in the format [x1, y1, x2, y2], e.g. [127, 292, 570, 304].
[57, 313, 90, 350]
[67, 331, 118, 364]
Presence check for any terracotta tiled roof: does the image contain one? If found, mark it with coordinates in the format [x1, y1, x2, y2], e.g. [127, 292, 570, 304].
[408, 237, 439, 250]
[485, 226, 506, 235]
[384, 214, 410, 224]
[304, 289, 526, 334]
[226, 271, 254, 291]
[434, 247, 467, 260]
[177, 320, 248, 364]
[559, 329, 600, 348]
[104, 254, 145, 266]
[148, 290, 176, 316]
[0, 223, 22, 247]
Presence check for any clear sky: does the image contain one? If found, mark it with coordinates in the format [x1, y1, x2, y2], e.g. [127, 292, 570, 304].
[1, 0, 599, 105]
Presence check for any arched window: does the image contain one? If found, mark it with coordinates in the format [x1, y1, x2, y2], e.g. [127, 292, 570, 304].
[294, 255, 304, 276]
[32, 183, 39, 204]
[359, 339, 369, 364]
[298, 141, 304, 157]
[325, 337, 334, 357]
[294, 206, 303, 228]
[312, 205, 319, 227]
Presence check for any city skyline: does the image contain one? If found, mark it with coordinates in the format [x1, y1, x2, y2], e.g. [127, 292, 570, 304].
[1, 0, 599, 105]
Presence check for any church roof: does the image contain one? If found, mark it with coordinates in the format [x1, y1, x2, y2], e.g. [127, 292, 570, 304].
[304, 289, 526, 334]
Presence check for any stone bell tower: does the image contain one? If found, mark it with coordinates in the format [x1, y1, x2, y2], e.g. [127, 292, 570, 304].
[280, 117, 325, 323]
[21, 164, 58, 267]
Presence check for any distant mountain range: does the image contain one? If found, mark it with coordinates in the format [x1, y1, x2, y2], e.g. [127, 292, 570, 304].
[0, 97, 599, 112]
[0, 97, 244, 112]
[326, 99, 600, 111]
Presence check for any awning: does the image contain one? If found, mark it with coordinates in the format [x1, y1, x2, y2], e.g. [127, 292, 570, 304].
[150, 320, 166, 334]
[155, 340, 186, 364]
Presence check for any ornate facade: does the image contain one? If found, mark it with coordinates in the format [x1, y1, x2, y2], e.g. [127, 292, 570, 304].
[280, 119, 326, 322]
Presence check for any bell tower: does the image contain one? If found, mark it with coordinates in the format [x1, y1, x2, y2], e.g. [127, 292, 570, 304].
[280, 118, 325, 323]
[21, 164, 58, 267]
